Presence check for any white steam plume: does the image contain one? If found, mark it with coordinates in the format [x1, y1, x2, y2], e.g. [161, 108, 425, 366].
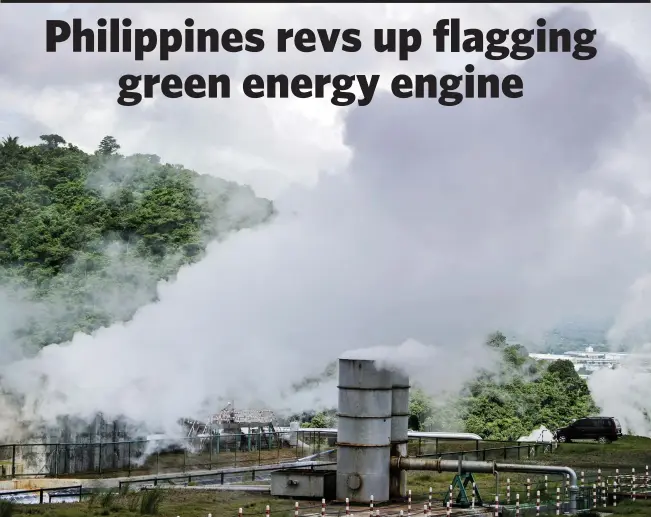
[0, 8, 650, 436]
[589, 274, 651, 436]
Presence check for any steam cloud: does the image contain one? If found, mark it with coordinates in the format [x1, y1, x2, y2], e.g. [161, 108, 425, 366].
[1, 8, 651, 438]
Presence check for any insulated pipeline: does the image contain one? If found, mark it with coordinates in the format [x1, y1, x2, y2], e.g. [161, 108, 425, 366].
[390, 457, 578, 514]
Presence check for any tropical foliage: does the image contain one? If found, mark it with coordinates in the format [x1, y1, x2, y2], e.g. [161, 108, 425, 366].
[0, 134, 274, 351]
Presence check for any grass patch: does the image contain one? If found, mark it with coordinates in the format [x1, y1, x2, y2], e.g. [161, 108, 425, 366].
[591, 498, 651, 517]
[0, 501, 14, 517]
[10, 490, 291, 517]
[139, 490, 164, 515]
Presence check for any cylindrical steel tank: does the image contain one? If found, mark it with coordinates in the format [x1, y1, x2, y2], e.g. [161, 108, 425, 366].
[336, 358, 393, 503]
[389, 369, 410, 499]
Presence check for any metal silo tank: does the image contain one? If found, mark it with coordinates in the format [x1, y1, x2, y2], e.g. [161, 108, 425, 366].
[336, 358, 393, 503]
[389, 369, 410, 499]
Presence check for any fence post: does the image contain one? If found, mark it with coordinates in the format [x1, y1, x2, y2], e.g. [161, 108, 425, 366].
[515, 493, 520, 517]
[536, 490, 540, 517]
[613, 481, 617, 507]
[39, 489, 43, 504]
[556, 487, 560, 515]
[209, 435, 213, 470]
[592, 484, 596, 508]
[98, 442, 103, 476]
[11, 445, 15, 478]
[566, 474, 570, 496]
[127, 442, 131, 476]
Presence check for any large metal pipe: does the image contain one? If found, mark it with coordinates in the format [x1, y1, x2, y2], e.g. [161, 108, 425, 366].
[389, 369, 410, 499]
[336, 358, 393, 503]
[293, 429, 483, 441]
[391, 457, 578, 514]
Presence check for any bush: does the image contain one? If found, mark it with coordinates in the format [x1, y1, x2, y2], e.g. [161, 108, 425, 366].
[0, 501, 13, 517]
[140, 489, 164, 515]
[100, 489, 116, 508]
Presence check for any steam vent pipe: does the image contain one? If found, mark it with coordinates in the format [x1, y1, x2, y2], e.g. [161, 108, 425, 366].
[390, 457, 579, 514]
[389, 369, 410, 499]
[336, 358, 393, 503]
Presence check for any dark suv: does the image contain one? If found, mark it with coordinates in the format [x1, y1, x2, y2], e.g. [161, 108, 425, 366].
[554, 417, 622, 443]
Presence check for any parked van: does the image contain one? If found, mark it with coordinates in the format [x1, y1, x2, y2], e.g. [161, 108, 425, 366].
[554, 417, 622, 443]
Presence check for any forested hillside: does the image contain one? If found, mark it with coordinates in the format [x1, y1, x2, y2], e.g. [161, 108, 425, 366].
[299, 332, 599, 440]
[0, 134, 274, 351]
[423, 332, 598, 440]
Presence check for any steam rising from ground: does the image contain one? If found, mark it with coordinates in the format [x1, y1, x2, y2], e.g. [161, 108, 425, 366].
[589, 276, 651, 436]
[1, 8, 651, 437]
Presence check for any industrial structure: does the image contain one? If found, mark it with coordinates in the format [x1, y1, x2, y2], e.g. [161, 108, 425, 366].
[182, 404, 279, 450]
[271, 356, 580, 514]
[0, 355, 586, 515]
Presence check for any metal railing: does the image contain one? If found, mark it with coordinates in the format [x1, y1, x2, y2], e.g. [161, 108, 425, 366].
[0, 485, 83, 504]
[117, 461, 337, 490]
[418, 443, 555, 462]
[0, 431, 340, 478]
[0, 434, 556, 479]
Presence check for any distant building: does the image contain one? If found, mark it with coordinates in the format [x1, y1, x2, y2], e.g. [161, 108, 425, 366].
[529, 346, 651, 378]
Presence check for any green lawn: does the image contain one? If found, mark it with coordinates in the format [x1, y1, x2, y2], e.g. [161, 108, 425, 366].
[7, 436, 651, 517]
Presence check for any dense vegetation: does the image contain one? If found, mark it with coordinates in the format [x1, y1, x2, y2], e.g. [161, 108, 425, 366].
[300, 331, 599, 440]
[423, 331, 598, 440]
[0, 134, 274, 351]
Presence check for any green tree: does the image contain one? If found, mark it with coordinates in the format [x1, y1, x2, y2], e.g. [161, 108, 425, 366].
[0, 134, 274, 349]
[502, 344, 529, 368]
[409, 387, 433, 431]
[487, 330, 507, 348]
[39, 134, 66, 149]
[97, 135, 120, 156]
[301, 412, 335, 429]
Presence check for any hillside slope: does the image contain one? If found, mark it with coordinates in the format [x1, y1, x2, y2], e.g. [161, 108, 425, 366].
[0, 134, 275, 352]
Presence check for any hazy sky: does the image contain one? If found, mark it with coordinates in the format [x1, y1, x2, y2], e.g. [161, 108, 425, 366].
[0, 3, 648, 198]
[0, 4, 651, 432]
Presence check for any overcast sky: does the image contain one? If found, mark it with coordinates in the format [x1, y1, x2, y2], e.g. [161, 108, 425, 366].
[0, 3, 649, 197]
[1, 4, 651, 430]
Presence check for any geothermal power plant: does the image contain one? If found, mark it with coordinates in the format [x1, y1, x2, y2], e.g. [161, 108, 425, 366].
[270, 357, 579, 514]
[0, 355, 583, 513]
